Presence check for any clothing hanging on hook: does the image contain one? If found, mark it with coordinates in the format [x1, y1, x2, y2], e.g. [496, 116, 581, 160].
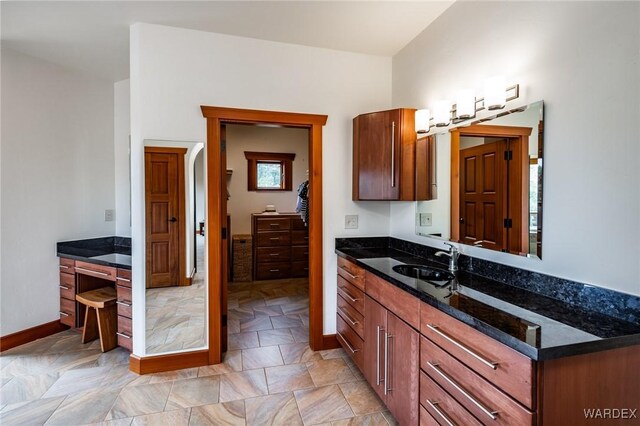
[296, 180, 309, 227]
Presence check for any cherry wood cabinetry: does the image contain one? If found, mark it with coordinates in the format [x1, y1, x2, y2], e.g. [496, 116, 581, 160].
[353, 108, 423, 201]
[335, 258, 365, 371]
[252, 214, 308, 280]
[59, 258, 77, 327]
[115, 268, 133, 351]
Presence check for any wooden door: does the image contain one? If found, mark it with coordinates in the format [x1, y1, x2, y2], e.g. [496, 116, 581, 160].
[386, 312, 420, 426]
[364, 295, 387, 402]
[220, 125, 228, 352]
[145, 147, 186, 288]
[459, 140, 507, 251]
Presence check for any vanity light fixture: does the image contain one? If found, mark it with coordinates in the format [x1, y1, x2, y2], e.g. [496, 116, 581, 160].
[433, 100, 451, 127]
[415, 109, 431, 133]
[483, 76, 507, 110]
[454, 89, 475, 119]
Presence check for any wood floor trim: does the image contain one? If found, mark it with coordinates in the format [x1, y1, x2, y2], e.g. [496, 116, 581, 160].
[0, 320, 69, 352]
[129, 350, 210, 375]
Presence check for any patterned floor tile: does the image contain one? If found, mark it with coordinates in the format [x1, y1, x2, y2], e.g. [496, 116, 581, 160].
[245, 392, 303, 426]
[189, 400, 245, 425]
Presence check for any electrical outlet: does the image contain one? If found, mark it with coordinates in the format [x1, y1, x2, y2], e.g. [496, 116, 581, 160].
[345, 215, 359, 229]
[419, 213, 432, 227]
[105, 209, 115, 222]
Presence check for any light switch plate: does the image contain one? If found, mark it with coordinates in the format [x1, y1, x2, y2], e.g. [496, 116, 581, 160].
[345, 215, 359, 229]
[419, 213, 432, 227]
[105, 209, 115, 222]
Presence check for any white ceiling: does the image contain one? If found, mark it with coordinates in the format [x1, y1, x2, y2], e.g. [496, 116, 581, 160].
[1, 1, 453, 82]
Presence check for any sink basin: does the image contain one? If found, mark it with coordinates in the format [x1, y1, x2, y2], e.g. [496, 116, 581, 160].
[392, 264, 454, 283]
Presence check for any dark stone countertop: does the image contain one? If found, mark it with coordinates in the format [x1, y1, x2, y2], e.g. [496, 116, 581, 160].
[57, 236, 131, 270]
[335, 244, 640, 361]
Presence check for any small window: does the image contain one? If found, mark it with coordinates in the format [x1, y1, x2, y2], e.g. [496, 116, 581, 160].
[245, 151, 296, 191]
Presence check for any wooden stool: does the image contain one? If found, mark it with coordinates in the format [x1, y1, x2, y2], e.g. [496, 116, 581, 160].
[76, 287, 117, 352]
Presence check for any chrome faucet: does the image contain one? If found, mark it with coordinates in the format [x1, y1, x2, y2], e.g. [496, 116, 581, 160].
[435, 243, 460, 272]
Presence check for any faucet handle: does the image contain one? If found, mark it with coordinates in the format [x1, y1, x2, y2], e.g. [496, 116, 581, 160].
[443, 242, 458, 252]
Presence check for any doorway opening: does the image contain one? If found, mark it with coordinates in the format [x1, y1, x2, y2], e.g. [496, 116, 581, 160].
[201, 106, 328, 364]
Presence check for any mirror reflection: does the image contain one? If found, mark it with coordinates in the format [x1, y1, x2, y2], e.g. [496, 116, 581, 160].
[144, 140, 207, 354]
[416, 101, 544, 258]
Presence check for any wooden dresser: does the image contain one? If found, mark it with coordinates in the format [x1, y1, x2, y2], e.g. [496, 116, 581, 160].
[251, 213, 308, 280]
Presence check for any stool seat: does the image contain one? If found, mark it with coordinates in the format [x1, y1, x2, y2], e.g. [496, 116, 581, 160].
[76, 286, 118, 352]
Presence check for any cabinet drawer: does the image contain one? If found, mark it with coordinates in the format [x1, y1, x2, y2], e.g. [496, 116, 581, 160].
[59, 297, 76, 327]
[421, 336, 534, 425]
[116, 268, 132, 288]
[116, 284, 132, 318]
[75, 260, 116, 281]
[256, 263, 291, 280]
[117, 315, 133, 351]
[59, 273, 76, 299]
[336, 314, 364, 372]
[291, 261, 309, 277]
[256, 217, 290, 231]
[291, 218, 306, 230]
[419, 405, 439, 426]
[256, 231, 290, 247]
[366, 271, 420, 329]
[420, 371, 482, 426]
[291, 245, 309, 261]
[291, 230, 309, 245]
[337, 294, 364, 339]
[420, 302, 534, 408]
[256, 247, 291, 263]
[337, 275, 364, 315]
[59, 257, 75, 274]
[337, 257, 365, 291]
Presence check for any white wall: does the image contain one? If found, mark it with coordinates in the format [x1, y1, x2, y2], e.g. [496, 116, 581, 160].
[391, 2, 640, 296]
[195, 150, 205, 227]
[130, 23, 392, 352]
[226, 124, 309, 235]
[114, 79, 131, 237]
[1, 47, 116, 335]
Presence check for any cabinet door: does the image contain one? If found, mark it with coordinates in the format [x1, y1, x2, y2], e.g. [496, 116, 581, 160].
[387, 311, 420, 426]
[364, 296, 387, 401]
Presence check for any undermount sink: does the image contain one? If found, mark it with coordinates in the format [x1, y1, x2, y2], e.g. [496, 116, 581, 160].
[392, 264, 455, 283]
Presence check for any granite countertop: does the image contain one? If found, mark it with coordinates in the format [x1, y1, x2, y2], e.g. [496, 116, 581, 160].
[57, 236, 131, 269]
[336, 245, 640, 361]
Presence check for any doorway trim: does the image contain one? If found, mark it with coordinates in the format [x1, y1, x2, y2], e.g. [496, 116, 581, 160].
[201, 106, 328, 364]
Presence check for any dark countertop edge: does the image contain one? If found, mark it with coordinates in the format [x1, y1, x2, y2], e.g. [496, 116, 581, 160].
[57, 253, 131, 270]
[335, 249, 640, 361]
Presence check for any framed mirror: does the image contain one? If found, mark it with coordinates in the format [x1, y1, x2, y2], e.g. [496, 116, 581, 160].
[416, 101, 544, 259]
[143, 139, 207, 354]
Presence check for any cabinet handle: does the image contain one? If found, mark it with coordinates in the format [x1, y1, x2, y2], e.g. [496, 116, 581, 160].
[269, 253, 280, 257]
[59, 311, 70, 317]
[427, 324, 498, 370]
[116, 332, 132, 339]
[59, 285, 71, 290]
[116, 300, 132, 307]
[338, 307, 358, 326]
[339, 288, 358, 303]
[269, 269, 280, 272]
[59, 265, 70, 270]
[426, 400, 456, 426]
[269, 237, 280, 241]
[339, 266, 358, 280]
[117, 277, 131, 283]
[75, 267, 110, 277]
[427, 361, 498, 420]
[376, 325, 382, 386]
[391, 121, 396, 188]
[384, 332, 391, 395]
[269, 223, 280, 228]
[337, 331, 358, 354]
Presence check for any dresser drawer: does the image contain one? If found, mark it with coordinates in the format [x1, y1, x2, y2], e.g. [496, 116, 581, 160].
[291, 261, 309, 277]
[366, 271, 420, 329]
[337, 275, 364, 315]
[116, 284, 132, 318]
[291, 230, 309, 245]
[420, 373, 482, 426]
[291, 245, 309, 261]
[256, 263, 291, 280]
[337, 257, 365, 291]
[59, 297, 76, 327]
[420, 302, 534, 408]
[117, 315, 133, 351]
[75, 260, 116, 281]
[421, 336, 534, 425]
[291, 217, 306, 230]
[336, 314, 364, 372]
[255, 231, 290, 247]
[256, 217, 291, 231]
[116, 268, 132, 288]
[337, 293, 364, 339]
[59, 257, 76, 274]
[256, 247, 291, 263]
[59, 273, 76, 299]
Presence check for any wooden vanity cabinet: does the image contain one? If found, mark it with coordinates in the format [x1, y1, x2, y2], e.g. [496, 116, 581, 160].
[353, 108, 421, 201]
[115, 268, 133, 351]
[59, 257, 76, 327]
[335, 258, 365, 371]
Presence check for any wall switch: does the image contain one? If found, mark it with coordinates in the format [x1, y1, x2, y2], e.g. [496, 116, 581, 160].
[345, 215, 359, 229]
[105, 209, 115, 222]
[419, 213, 432, 227]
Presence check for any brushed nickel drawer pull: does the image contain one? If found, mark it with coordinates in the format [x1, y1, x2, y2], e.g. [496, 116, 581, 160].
[269, 223, 280, 228]
[269, 269, 280, 272]
[391, 121, 396, 188]
[75, 267, 110, 277]
[427, 361, 498, 420]
[338, 307, 358, 326]
[59, 285, 71, 290]
[59, 311, 70, 317]
[427, 324, 498, 370]
[269, 237, 280, 241]
[376, 326, 383, 386]
[339, 288, 358, 303]
[116, 301, 132, 307]
[339, 266, 358, 280]
[337, 331, 358, 354]
[269, 253, 280, 257]
[384, 332, 391, 395]
[427, 400, 456, 426]
[117, 277, 131, 283]
[116, 332, 132, 339]
[59, 265, 70, 270]
[116, 284, 129, 290]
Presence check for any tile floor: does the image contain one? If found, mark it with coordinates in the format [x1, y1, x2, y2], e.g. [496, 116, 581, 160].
[0, 277, 398, 425]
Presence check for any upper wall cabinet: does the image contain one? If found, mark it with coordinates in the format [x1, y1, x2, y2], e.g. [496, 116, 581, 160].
[353, 108, 427, 201]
